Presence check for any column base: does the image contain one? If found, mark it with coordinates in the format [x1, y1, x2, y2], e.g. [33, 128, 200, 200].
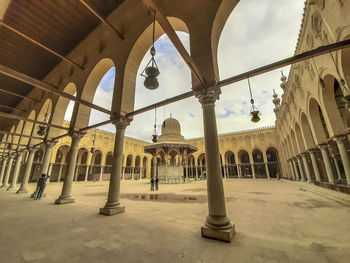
[0, 184, 9, 189]
[201, 224, 235, 242]
[7, 187, 17, 191]
[55, 196, 75, 204]
[16, 189, 28, 194]
[99, 205, 125, 216]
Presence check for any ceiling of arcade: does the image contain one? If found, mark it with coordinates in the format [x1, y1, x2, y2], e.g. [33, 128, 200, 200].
[0, 0, 238, 136]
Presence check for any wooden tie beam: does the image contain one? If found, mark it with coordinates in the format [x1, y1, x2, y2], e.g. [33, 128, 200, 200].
[0, 65, 112, 115]
[79, 0, 124, 40]
[0, 112, 69, 131]
[142, 0, 205, 84]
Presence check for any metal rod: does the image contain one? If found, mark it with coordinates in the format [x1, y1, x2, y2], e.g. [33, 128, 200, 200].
[0, 112, 69, 131]
[0, 87, 39, 103]
[217, 39, 350, 88]
[0, 104, 27, 113]
[0, 20, 84, 70]
[0, 65, 112, 115]
[78, 39, 350, 132]
[0, 131, 43, 140]
[78, 0, 124, 40]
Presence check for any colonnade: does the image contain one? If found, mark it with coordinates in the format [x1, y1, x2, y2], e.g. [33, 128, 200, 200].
[285, 135, 350, 186]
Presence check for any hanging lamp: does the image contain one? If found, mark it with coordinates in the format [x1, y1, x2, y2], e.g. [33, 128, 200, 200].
[152, 108, 158, 143]
[248, 78, 261, 123]
[140, 11, 160, 90]
[37, 100, 50, 136]
[90, 130, 96, 153]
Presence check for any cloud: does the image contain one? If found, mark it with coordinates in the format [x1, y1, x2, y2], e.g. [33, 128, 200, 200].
[77, 0, 305, 142]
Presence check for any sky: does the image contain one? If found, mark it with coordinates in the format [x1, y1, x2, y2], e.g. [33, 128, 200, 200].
[65, 0, 306, 142]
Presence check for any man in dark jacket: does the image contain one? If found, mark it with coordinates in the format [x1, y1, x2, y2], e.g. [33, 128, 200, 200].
[35, 174, 50, 200]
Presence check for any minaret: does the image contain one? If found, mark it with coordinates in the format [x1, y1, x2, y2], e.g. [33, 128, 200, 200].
[272, 89, 281, 116]
[280, 71, 287, 91]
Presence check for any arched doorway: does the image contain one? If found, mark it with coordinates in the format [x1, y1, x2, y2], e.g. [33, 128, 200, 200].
[142, 156, 148, 179]
[238, 150, 251, 178]
[252, 148, 266, 178]
[266, 147, 281, 178]
[134, 156, 141, 179]
[225, 151, 237, 178]
[125, 154, 133, 180]
[197, 153, 206, 179]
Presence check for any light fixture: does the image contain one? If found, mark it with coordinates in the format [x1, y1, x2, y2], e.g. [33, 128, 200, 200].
[37, 98, 51, 136]
[90, 130, 96, 154]
[152, 108, 158, 143]
[248, 78, 261, 123]
[140, 11, 160, 90]
[37, 112, 48, 136]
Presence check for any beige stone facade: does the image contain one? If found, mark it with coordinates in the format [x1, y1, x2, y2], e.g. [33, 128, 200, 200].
[26, 121, 283, 184]
[275, 0, 350, 186]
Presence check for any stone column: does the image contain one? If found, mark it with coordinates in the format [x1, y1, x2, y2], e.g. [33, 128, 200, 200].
[237, 164, 241, 178]
[308, 149, 321, 182]
[0, 158, 8, 186]
[17, 149, 37, 194]
[8, 152, 25, 191]
[296, 156, 306, 182]
[265, 163, 270, 179]
[99, 165, 103, 181]
[334, 136, 350, 185]
[55, 132, 83, 204]
[292, 159, 300, 181]
[1, 156, 14, 189]
[331, 154, 342, 180]
[251, 164, 256, 179]
[84, 165, 89, 181]
[318, 144, 335, 184]
[74, 165, 79, 182]
[40, 142, 56, 176]
[57, 163, 63, 182]
[196, 91, 234, 242]
[288, 160, 295, 180]
[100, 120, 129, 216]
[301, 153, 312, 183]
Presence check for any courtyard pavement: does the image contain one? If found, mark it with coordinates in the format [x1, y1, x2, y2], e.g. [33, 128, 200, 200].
[1, 179, 350, 263]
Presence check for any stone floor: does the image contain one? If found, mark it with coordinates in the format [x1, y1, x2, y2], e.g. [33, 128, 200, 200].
[1, 179, 350, 263]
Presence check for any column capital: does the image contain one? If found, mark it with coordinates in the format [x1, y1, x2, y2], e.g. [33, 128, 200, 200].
[44, 140, 57, 149]
[334, 135, 348, 144]
[69, 131, 85, 141]
[28, 147, 39, 154]
[68, 128, 86, 139]
[308, 148, 317, 154]
[300, 152, 308, 158]
[16, 151, 25, 158]
[318, 143, 328, 151]
[195, 90, 220, 106]
[112, 119, 130, 130]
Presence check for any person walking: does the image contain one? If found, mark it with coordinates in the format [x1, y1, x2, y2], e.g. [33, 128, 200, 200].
[35, 174, 50, 200]
[150, 177, 155, 191]
[155, 177, 159, 191]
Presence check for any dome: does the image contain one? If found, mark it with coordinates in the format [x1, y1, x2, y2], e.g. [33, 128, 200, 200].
[157, 117, 185, 142]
